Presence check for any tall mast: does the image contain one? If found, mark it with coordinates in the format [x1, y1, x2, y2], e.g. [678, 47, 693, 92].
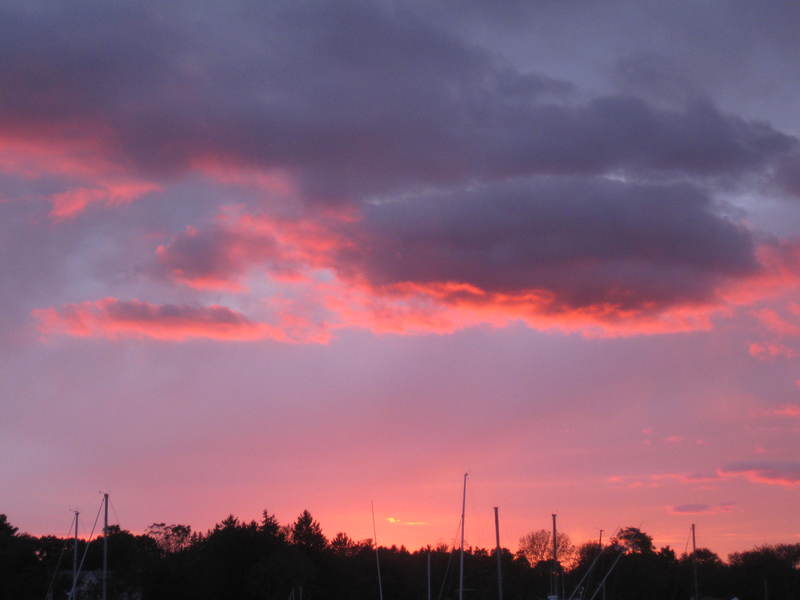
[691, 523, 699, 600]
[599, 529, 605, 600]
[494, 506, 503, 600]
[71, 511, 79, 600]
[459, 473, 468, 600]
[551, 514, 559, 599]
[103, 493, 109, 600]
[427, 549, 432, 600]
[371, 501, 384, 600]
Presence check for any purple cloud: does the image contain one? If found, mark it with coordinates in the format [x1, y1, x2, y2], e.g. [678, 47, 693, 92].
[721, 462, 800, 487]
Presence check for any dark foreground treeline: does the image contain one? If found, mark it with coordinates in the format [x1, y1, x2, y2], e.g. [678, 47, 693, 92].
[1, 511, 798, 600]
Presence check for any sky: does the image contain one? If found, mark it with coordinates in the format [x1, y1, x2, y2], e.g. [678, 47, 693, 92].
[2, 0, 800, 559]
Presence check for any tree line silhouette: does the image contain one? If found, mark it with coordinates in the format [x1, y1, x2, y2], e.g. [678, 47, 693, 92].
[1, 511, 798, 600]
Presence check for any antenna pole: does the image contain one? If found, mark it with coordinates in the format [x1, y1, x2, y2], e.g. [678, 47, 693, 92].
[551, 513, 559, 598]
[103, 494, 109, 600]
[371, 501, 384, 600]
[691, 523, 699, 600]
[459, 473, 468, 600]
[71, 511, 79, 600]
[598, 529, 605, 600]
[427, 549, 432, 600]
[494, 507, 503, 600]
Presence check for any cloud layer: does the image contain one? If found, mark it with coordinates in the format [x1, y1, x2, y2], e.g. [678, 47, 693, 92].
[1, 1, 796, 208]
[6, 1, 800, 341]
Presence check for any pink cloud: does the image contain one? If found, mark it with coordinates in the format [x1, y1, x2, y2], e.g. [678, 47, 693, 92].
[49, 181, 159, 219]
[606, 474, 662, 489]
[32, 298, 327, 343]
[719, 462, 800, 487]
[755, 308, 800, 337]
[652, 472, 722, 484]
[318, 278, 725, 338]
[0, 136, 160, 218]
[731, 242, 800, 304]
[155, 212, 348, 291]
[767, 405, 800, 417]
[748, 342, 799, 359]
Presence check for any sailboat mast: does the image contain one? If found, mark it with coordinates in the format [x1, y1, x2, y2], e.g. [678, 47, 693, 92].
[494, 506, 503, 600]
[459, 473, 468, 600]
[371, 501, 384, 600]
[103, 493, 109, 600]
[691, 523, 699, 600]
[427, 549, 432, 600]
[551, 513, 558, 599]
[586, 551, 624, 600]
[71, 511, 79, 600]
[599, 529, 605, 600]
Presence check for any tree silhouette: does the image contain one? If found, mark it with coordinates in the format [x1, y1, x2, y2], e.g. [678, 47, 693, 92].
[0, 514, 45, 599]
[330, 532, 358, 556]
[290, 510, 327, 552]
[612, 526, 654, 554]
[729, 543, 800, 599]
[2, 510, 800, 600]
[0, 514, 18, 537]
[147, 523, 193, 554]
[260, 510, 283, 540]
[518, 528, 576, 566]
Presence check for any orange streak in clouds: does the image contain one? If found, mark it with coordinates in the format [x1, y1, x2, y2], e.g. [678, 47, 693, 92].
[755, 308, 800, 337]
[0, 135, 160, 218]
[49, 181, 160, 219]
[188, 157, 298, 198]
[154, 213, 800, 340]
[0, 134, 116, 179]
[722, 242, 800, 306]
[318, 278, 718, 338]
[315, 236, 800, 338]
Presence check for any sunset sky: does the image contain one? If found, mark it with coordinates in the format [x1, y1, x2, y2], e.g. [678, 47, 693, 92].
[2, 1, 800, 559]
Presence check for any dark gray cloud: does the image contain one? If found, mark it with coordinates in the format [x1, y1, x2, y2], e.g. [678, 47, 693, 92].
[668, 502, 734, 514]
[774, 152, 800, 199]
[337, 177, 758, 312]
[154, 175, 760, 316]
[4, 0, 799, 328]
[153, 226, 287, 287]
[428, 0, 800, 117]
[0, 0, 794, 205]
